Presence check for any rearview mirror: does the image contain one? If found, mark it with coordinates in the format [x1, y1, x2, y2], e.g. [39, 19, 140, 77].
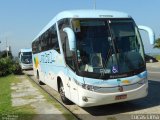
[138, 25, 155, 45]
[63, 27, 76, 51]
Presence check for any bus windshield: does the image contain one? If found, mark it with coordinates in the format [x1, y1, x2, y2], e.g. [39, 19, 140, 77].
[22, 52, 32, 56]
[21, 55, 32, 64]
[72, 18, 145, 78]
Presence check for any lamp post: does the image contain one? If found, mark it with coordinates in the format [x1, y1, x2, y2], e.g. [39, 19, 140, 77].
[0, 41, 1, 52]
[93, 0, 96, 9]
[6, 37, 8, 58]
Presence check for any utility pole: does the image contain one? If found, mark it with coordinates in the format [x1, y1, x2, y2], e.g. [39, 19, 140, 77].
[6, 37, 8, 57]
[0, 41, 1, 52]
[94, 0, 96, 9]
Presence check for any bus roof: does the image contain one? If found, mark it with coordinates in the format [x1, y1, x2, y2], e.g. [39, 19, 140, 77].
[56, 10, 130, 20]
[20, 48, 32, 53]
[33, 10, 131, 41]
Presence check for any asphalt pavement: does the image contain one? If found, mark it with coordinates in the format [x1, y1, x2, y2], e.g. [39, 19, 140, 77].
[24, 62, 160, 120]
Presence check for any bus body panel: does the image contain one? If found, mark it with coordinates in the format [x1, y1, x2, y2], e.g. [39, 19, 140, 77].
[77, 82, 148, 107]
[32, 49, 74, 100]
[63, 69, 147, 106]
[20, 63, 33, 70]
[32, 10, 150, 107]
[83, 71, 147, 88]
[33, 10, 131, 42]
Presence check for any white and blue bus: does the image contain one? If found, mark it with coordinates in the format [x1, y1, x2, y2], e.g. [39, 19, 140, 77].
[32, 10, 155, 107]
[19, 48, 33, 70]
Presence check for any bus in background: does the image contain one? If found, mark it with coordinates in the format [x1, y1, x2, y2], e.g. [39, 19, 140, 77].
[32, 10, 155, 107]
[19, 48, 33, 70]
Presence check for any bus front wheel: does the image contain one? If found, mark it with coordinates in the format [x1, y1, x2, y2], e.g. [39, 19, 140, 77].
[59, 81, 72, 105]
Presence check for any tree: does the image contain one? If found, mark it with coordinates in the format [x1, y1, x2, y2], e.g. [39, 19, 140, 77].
[154, 38, 160, 49]
[0, 50, 12, 58]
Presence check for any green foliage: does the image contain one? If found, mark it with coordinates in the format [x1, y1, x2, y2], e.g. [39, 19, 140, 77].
[0, 57, 22, 76]
[154, 38, 160, 48]
[155, 55, 160, 60]
[0, 50, 13, 58]
[12, 61, 22, 75]
[0, 57, 13, 76]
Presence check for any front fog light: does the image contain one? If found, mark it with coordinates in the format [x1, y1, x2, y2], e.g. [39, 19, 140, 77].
[74, 79, 101, 91]
[82, 84, 101, 91]
[82, 96, 88, 102]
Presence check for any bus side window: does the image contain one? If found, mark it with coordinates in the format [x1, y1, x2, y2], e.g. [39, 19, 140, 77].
[50, 24, 60, 53]
[32, 41, 37, 54]
[36, 40, 39, 53]
[58, 18, 75, 70]
[41, 34, 47, 52]
[58, 18, 70, 54]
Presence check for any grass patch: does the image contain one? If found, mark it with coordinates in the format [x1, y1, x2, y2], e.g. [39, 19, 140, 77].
[0, 75, 19, 113]
[107, 117, 117, 120]
[26, 75, 77, 120]
[155, 55, 160, 60]
[0, 75, 35, 120]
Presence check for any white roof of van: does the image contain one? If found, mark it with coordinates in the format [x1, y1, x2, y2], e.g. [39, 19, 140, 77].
[33, 10, 131, 41]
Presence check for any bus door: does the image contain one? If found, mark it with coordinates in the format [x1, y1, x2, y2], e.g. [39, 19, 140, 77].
[64, 36, 79, 103]
[67, 68, 79, 104]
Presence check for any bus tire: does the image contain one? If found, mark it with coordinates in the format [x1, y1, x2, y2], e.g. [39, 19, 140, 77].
[37, 71, 45, 85]
[59, 81, 72, 105]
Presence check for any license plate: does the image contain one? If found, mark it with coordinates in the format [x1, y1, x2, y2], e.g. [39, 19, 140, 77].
[115, 94, 127, 100]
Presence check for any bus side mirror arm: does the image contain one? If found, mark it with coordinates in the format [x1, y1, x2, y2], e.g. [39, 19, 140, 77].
[63, 27, 76, 51]
[138, 25, 155, 45]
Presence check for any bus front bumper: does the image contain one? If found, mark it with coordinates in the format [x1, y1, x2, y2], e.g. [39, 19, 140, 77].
[21, 64, 33, 70]
[77, 82, 148, 107]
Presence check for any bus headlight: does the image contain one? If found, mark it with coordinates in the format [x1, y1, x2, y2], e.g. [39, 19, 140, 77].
[82, 84, 101, 91]
[74, 79, 101, 91]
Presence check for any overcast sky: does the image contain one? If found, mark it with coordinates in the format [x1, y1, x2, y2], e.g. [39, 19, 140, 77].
[0, 0, 160, 56]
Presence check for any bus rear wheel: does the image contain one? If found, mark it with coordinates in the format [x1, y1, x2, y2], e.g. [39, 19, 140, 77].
[59, 81, 72, 105]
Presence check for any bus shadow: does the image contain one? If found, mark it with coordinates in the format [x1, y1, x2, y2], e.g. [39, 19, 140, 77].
[83, 80, 160, 116]
[23, 70, 34, 76]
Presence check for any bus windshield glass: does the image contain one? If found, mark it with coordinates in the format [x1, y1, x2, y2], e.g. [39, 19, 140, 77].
[22, 52, 32, 56]
[72, 18, 145, 77]
[21, 54, 32, 64]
